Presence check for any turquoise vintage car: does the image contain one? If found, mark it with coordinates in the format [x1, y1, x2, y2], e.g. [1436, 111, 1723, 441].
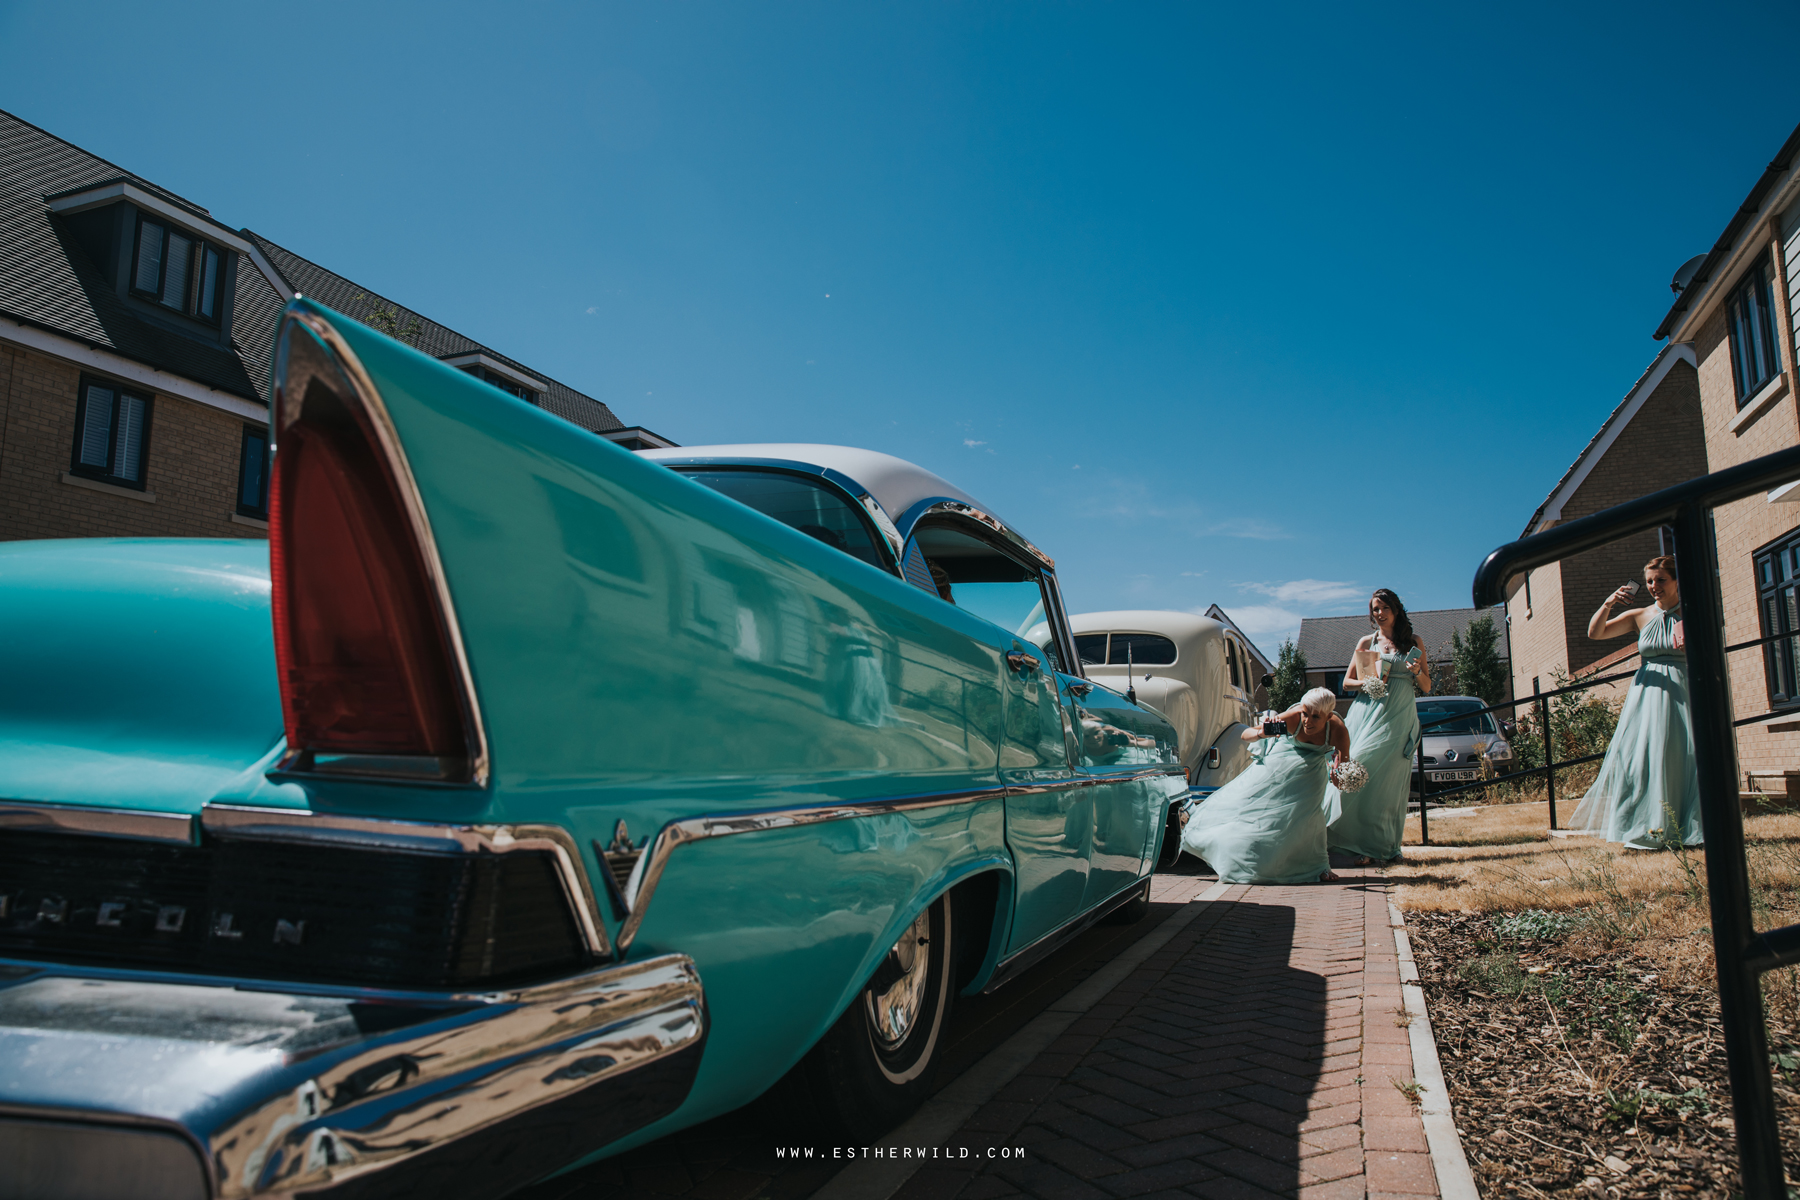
[0, 299, 1184, 1199]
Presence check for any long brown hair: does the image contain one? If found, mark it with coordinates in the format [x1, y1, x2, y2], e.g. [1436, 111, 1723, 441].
[1370, 588, 1416, 653]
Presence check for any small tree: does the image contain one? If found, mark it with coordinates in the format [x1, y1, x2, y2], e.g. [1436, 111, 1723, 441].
[1268, 638, 1308, 712]
[1511, 668, 1620, 771]
[353, 292, 422, 347]
[1450, 615, 1507, 706]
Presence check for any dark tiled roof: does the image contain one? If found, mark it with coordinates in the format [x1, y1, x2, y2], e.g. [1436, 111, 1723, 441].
[1297, 606, 1509, 670]
[242, 233, 623, 433]
[1202, 605, 1274, 674]
[0, 109, 267, 401]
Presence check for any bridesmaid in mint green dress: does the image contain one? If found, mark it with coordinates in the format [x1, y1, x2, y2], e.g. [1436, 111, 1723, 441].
[1568, 556, 1701, 847]
[1325, 589, 1431, 864]
[1180, 687, 1349, 884]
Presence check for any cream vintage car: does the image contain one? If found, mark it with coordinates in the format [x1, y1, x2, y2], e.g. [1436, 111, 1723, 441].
[1060, 610, 1263, 797]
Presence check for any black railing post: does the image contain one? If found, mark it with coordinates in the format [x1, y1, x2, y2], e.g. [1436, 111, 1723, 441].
[1675, 499, 1784, 1199]
[1416, 736, 1429, 846]
[1538, 690, 1557, 830]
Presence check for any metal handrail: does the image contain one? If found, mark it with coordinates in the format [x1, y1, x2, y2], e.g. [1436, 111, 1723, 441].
[1468, 441, 1800, 1200]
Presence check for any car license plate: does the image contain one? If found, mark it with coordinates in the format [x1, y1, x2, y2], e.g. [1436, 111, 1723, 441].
[1430, 769, 1480, 782]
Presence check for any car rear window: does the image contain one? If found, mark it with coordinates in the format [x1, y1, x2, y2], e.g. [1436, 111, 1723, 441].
[1416, 700, 1495, 735]
[677, 469, 886, 569]
[1109, 634, 1176, 666]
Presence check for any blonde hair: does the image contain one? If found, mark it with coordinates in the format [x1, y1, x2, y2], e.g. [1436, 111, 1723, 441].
[1300, 687, 1337, 714]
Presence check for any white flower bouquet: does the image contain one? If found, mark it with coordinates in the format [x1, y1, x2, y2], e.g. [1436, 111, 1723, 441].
[1331, 759, 1370, 792]
[1362, 674, 1388, 701]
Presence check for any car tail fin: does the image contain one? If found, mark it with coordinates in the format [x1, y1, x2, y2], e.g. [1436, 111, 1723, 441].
[270, 307, 487, 784]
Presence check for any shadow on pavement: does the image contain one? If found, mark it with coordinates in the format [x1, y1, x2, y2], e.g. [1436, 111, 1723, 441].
[512, 890, 1210, 1200]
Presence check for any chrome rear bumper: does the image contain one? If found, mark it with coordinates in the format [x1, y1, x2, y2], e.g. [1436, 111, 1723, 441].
[0, 954, 706, 1199]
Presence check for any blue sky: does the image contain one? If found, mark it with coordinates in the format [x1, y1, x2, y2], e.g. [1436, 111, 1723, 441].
[4, 1, 1797, 656]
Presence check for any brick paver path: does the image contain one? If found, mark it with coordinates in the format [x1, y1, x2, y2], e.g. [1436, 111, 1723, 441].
[891, 866, 1437, 1200]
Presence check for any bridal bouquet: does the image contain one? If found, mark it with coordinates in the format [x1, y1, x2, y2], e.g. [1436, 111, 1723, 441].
[1362, 674, 1388, 701]
[1331, 759, 1370, 792]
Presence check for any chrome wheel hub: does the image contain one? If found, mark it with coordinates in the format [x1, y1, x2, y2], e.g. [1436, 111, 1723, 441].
[866, 909, 932, 1051]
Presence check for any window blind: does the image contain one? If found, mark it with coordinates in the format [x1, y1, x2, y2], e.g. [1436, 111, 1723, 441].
[114, 394, 145, 482]
[239, 431, 267, 509]
[199, 246, 221, 318]
[79, 385, 114, 469]
[161, 232, 191, 311]
[134, 224, 164, 293]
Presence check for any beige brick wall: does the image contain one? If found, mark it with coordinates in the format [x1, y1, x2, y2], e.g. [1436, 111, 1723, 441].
[0, 340, 267, 543]
[1508, 562, 1569, 701]
[1559, 363, 1707, 674]
[1507, 362, 1708, 715]
[1693, 274, 1800, 777]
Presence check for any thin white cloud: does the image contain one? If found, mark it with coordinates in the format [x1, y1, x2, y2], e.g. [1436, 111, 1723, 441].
[1180, 571, 1205, 578]
[963, 439, 987, 448]
[1198, 604, 1305, 651]
[1239, 579, 1365, 607]
[1204, 518, 1290, 541]
[585, 306, 598, 314]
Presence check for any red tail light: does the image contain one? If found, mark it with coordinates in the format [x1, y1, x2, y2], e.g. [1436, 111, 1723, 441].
[270, 310, 483, 783]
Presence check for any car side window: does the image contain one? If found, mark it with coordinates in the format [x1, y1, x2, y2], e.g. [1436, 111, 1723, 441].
[1074, 634, 1107, 666]
[677, 469, 888, 570]
[913, 521, 1068, 672]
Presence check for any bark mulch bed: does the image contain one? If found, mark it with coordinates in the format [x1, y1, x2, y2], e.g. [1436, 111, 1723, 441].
[1406, 910, 1800, 1199]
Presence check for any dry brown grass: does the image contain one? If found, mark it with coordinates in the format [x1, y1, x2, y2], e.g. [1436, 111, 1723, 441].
[1447, 762, 1602, 807]
[1391, 805, 1800, 1025]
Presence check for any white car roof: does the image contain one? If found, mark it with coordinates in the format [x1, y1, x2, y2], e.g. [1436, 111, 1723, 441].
[1067, 610, 1225, 641]
[639, 444, 990, 531]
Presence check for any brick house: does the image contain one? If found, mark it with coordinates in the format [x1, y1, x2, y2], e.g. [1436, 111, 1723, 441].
[1296, 607, 1509, 702]
[1650, 119, 1800, 791]
[0, 109, 627, 545]
[1504, 342, 1708, 702]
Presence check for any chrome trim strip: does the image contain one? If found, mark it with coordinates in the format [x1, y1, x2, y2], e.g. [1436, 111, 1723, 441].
[1007, 767, 1186, 795]
[200, 805, 612, 958]
[896, 498, 1055, 571]
[275, 307, 493, 789]
[856, 491, 907, 564]
[614, 786, 1006, 955]
[612, 766, 1186, 956]
[0, 801, 194, 845]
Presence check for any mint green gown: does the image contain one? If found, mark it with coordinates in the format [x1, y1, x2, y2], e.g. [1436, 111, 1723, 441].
[1325, 645, 1420, 862]
[1180, 731, 1333, 884]
[1568, 606, 1701, 847]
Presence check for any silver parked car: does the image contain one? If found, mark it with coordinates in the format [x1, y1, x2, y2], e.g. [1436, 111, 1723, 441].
[1415, 695, 1516, 795]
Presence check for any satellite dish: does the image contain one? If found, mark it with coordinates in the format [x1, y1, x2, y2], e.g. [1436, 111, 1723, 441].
[1671, 254, 1707, 295]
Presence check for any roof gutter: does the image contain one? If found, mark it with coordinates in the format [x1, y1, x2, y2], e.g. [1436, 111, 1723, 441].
[1654, 120, 1800, 341]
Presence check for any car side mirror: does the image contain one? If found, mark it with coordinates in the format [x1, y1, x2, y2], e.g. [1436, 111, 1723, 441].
[1261, 673, 1273, 688]
[1500, 719, 1517, 737]
[1204, 747, 1221, 769]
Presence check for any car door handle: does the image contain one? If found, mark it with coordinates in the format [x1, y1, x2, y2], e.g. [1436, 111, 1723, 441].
[1005, 650, 1041, 674]
[1066, 681, 1092, 697]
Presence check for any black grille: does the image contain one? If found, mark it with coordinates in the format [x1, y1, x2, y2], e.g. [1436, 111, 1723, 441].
[0, 831, 586, 989]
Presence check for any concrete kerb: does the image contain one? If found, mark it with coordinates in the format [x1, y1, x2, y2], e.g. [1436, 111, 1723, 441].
[1390, 898, 1481, 1200]
[813, 881, 1236, 1200]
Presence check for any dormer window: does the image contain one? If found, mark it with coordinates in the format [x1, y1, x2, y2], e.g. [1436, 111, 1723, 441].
[438, 352, 545, 406]
[132, 214, 224, 322]
[463, 364, 536, 403]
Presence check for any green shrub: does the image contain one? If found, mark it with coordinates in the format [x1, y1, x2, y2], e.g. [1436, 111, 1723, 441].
[1493, 909, 1583, 941]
